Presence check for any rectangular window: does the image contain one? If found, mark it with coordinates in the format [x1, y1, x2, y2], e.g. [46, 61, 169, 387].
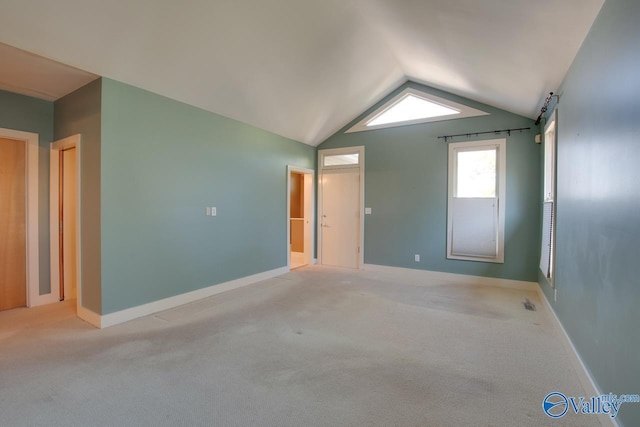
[543, 114, 556, 203]
[323, 153, 359, 167]
[540, 110, 557, 281]
[447, 139, 506, 263]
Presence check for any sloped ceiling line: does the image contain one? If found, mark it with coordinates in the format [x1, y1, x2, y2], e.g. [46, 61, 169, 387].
[0, 0, 604, 145]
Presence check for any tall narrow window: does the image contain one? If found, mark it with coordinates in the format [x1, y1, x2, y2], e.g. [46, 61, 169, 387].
[540, 111, 557, 281]
[447, 139, 506, 263]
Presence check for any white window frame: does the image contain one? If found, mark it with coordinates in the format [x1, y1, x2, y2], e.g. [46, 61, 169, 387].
[447, 138, 506, 263]
[541, 110, 557, 282]
[346, 87, 489, 133]
[544, 111, 557, 204]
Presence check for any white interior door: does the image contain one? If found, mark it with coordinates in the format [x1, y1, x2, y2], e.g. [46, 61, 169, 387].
[321, 170, 360, 268]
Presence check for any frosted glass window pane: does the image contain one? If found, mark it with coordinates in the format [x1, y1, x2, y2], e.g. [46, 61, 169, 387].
[367, 94, 459, 126]
[456, 149, 496, 197]
[544, 121, 556, 202]
[323, 153, 359, 166]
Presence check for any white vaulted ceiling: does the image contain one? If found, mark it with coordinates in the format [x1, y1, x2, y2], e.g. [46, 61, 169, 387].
[0, 0, 603, 145]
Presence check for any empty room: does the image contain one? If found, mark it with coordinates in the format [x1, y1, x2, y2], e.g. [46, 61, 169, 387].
[1, 0, 638, 426]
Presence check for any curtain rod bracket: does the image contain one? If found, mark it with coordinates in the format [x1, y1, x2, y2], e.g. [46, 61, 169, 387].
[535, 92, 559, 126]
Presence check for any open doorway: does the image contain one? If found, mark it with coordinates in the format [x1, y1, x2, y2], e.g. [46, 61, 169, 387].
[50, 135, 81, 311]
[287, 166, 314, 270]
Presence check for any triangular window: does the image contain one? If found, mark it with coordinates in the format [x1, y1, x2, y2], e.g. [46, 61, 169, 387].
[347, 87, 489, 133]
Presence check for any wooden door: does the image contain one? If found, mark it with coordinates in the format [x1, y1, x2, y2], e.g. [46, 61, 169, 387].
[321, 170, 360, 268]
[0, 137, 26, 310]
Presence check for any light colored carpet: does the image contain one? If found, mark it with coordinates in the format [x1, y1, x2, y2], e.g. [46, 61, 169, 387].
[0, 266, 601, 426]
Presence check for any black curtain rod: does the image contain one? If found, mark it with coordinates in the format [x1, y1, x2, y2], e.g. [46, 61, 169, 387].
[438, 127, 531, 142]
[535, 92, 556, 126]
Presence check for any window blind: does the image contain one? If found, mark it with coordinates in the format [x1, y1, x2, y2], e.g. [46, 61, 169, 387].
[539, 202, 554, 277]
[451, 197, 498, 258]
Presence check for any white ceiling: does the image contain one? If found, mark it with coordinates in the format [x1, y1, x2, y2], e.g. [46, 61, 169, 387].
[0, 0, 603, 146]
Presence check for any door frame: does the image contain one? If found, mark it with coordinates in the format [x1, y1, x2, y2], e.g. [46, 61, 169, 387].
[49, 135, 82, 312]
[317, 146, 365, 269]
[0, 127, 45, 307]
[286, 165, 315, 270]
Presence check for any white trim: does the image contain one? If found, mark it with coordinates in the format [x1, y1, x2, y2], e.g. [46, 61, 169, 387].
[0, 128, 41, 307]
[49, 150, 59, 299]
[364, 264, 537, 291]
[50, 135, 82, 315]
[346, 87, 489, 133]
[543, 109, 557, 203]
[77, 305, 102, 328]
[93, 266, 289, 328]
[358, 148, 365, 268]
[286, 165, 315, 270]
[318, 146, 365, 269]
[536, 286, 620, 427]
[447, 138, 506, 263]
[318, 145, 363, 171]
[51, 135, 80, 151]
[541, 110, 558, 284]
[31, 291, 59, 306]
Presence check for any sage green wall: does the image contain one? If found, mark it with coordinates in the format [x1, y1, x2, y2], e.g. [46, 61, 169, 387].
[100, 78, 315, 314]
[0, 90, 53, 294]
[54, 79, 102, 314]
[539, 0, 640, 425]
[320, 82, 540, 282]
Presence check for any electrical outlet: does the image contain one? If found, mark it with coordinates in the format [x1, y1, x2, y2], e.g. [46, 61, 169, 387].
[414, 254, 420, 262]
[211, 207, 216, 216]
[205, 207, 211, 216]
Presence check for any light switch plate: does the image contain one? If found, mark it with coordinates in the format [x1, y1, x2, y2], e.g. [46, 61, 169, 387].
[211, 207, 217, 216]
[365, 207, 372, 215]
[205, 207, 211, 216]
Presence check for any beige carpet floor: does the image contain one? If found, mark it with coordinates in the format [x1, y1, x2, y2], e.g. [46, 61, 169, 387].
[0, 266, 602, 426]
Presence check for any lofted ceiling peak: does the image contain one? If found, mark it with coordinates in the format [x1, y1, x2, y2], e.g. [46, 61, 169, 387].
[0, 0, 603, 145]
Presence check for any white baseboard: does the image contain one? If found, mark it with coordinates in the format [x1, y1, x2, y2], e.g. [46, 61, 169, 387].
[90, 266, 289, 329]
[77, 305, 102, 328]
[536, 286, 619, 427]
[363, 264, 538, 291]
